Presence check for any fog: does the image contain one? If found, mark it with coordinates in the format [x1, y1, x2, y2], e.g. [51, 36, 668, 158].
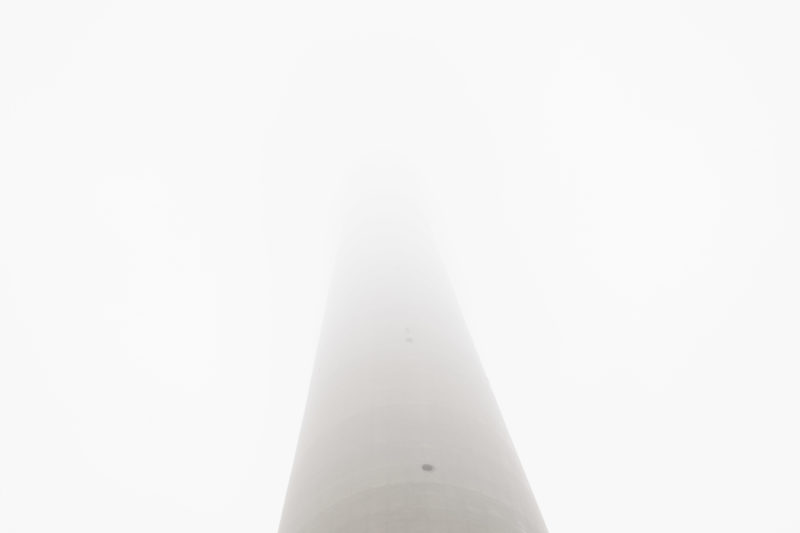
[1, 1, 799, 532]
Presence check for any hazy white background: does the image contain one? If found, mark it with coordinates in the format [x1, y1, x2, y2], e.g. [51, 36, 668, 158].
[1, 1, 799, 531]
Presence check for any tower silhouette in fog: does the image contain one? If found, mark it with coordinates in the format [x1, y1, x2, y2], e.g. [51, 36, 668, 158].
[277, 190, 548, 533]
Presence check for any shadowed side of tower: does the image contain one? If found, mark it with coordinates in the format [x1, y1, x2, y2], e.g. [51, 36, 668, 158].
[277, 197, 548, 533]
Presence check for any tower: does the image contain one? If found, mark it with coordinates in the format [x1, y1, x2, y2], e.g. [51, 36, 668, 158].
[277, 196, 548, 533]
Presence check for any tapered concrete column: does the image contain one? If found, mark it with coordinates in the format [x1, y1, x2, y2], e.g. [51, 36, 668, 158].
[278, 195, 548, 533]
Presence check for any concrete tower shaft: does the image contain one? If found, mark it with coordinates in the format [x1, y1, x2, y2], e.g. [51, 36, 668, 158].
[278, 201, 548, 533]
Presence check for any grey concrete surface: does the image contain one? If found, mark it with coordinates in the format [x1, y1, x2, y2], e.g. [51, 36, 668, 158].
[278, 202, 548, 533]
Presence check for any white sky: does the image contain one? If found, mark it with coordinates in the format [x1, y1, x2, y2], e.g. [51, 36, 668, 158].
[1, 1, 799, 532]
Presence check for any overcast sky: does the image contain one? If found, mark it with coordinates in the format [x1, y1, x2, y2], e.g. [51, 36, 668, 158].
[1, 1, 799, 532]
